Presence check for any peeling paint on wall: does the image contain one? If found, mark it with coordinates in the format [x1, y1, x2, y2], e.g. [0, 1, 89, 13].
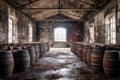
[0, 1, 8, 43]
[0, 0, 35, 43]
[84, 0, 120, 44]
[36, 21, 84, 47]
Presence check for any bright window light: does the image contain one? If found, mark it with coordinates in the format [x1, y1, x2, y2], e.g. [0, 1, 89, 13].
[29, 23, 33, 42]
[8, 18, 13, 43]
[89, 25, 94, 43]
[105, 15, 116, 44]
[54, 27, 66, 42]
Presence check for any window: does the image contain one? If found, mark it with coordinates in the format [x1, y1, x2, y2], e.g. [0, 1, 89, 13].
[8, 8, 18, 43]
[8, 18, 13, 43]
[29, 23, 33, 42]
[8, 18, 18, 43]
[105, 15, 116, 44]
[89, 24, 94, 43]
[54, 27, 66, 42]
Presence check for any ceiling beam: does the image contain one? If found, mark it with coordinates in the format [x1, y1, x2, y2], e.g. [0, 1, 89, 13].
[30, 11, 43, 16]
[35, 19, 84, 21]
[28, 0, 32, 3]
[16, 0, 39, 10]
[20, 11, 34, 20]
[60, 11, 82, 18]
[78, 0, 95, 7]
[59, 0, 61, 8]
[22, 8, 98, 10]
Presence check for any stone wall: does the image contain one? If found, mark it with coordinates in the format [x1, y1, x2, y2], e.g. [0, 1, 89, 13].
[117, 0, 120, 44]
[84, 0, 119, 44]
[0, 0, 8, 43]
[17, 12, 35, 43]
[94, 11, 105, 43]
[0, 0, 35, 43]
[36, 21, 84, 47]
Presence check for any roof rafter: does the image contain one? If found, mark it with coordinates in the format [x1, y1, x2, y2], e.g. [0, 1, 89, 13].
[30, 11, 43, 16]
[28, 0, 32, 3]
[60, 11, 82, 18]
[16, 0, 39, 10]
[22, 8, 98, 11]
[78, 0, 95, 7]
[35, 19, 84, 21]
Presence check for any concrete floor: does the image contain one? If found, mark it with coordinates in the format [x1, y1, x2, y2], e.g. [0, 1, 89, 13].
[1, 48, 120, 80]
[53, 42, 67, 48]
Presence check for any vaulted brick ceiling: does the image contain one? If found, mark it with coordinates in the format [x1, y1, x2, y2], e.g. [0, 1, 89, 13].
[4, 0, 110, 21]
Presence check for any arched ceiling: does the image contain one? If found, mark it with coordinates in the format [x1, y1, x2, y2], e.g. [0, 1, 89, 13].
[4, 0, 110, 21]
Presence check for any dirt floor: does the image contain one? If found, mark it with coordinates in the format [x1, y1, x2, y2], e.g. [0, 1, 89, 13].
[0, 48, 120, 80]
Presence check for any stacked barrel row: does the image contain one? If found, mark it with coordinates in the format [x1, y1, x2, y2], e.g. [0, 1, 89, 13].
[70, 42, 120, 78]
[0, 42, 49, 78]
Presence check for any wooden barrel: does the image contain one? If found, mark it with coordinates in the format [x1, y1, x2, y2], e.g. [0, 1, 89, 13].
[47, 42, 49, 51]
[103, 50, 120, 78]
[0, 44, 8, 51]
[27, 46, 36, 65]
[7, 45, 13, 50]
[41, 43, 46, 54]
[40, 43, 46, 55]
[39, 43, 43, 58]
[70, 42, 76, 54]
[21, 45, 28, 49]
[91, 45, 105, 73]
[105, 44, 120, 50]
[34, 44, 40, 62]
[13, 50, 30, 73]
[42, 43, 47, 54]
[13, 45, 22, 50]
[44, 42, 48, 52]
[0, 51, 14, 78]
[82, 44, 91, 63]
[76, 42, 84, 60]
[87, 45, 93, 67]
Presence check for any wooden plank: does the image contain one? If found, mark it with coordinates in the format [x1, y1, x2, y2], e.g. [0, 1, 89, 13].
[22, 8, 98, 11]
[35, 19, 85, 21]
[16, 0, 39, 9]
[78, 0, 95, 7]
